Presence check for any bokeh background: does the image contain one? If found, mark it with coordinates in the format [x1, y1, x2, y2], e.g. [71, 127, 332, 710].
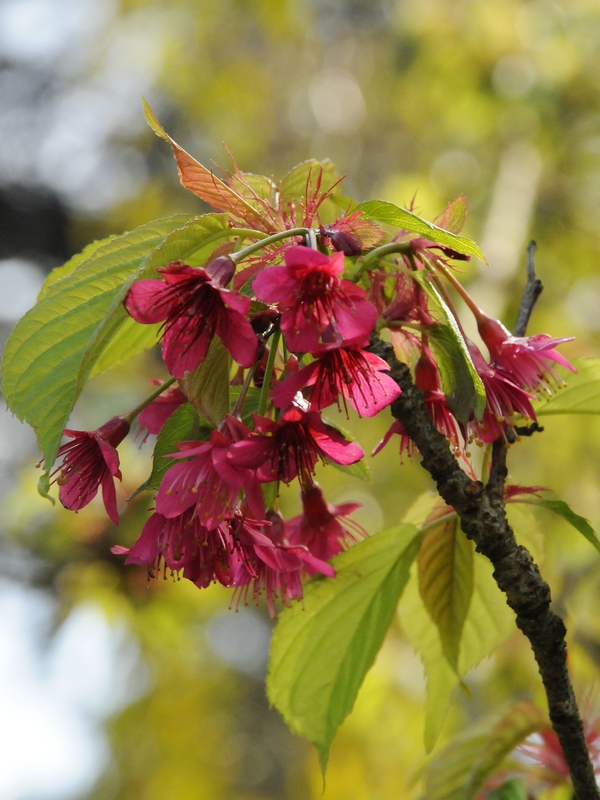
[2, 0, 600, 797]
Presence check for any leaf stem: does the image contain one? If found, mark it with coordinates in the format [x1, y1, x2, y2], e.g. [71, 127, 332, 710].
[258, 329, 281, 417]
[232, 227, 311, 263]
[125, 376, 177, 423]
[348, 241, 413, 279]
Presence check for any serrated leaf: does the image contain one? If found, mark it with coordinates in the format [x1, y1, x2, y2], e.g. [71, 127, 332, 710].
[437, 195, 468, 234]
[267, 523, 422, 773]
[1, 214, 192, 495]
[180, 337, 230, 426]
[280, 159, 343, 201]
[523, 498, 600, 554]
[418, 516, 474, 670]
[141, 403, 211, 493]
[424, 701, 548, 800]
[535, 358, 600, 415]
[143, 99, 266, 229]
[356, 199, 487, 262]
[38, 234, 118, 299]
[425, 321, 486, 424]
[401, 497, 514, 750]
[92, 214, 233, 377]
[230, 172, 277, 210]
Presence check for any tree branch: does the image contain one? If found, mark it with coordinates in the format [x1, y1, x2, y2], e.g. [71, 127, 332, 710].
[369, 338, 599, 799]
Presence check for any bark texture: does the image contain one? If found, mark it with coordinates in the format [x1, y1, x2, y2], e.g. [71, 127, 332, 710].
[369, 337, 599, 800]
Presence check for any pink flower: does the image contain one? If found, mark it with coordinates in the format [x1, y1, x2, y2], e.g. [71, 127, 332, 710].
[477, 313, 575, 397]
[52, 416, 130, 524]
[271, 339, 401, 418]
[112, 509, 236, 588]
[137, 383, 187, 438]
[155, 416, 263, 527]
[467, 343, 537, 443]
[227, 405, 364, 486]
[125, 258, 258, 379]
[252, 246, 377, 352]
[231, 512, 336, 617]
[285, 484, 364, 562]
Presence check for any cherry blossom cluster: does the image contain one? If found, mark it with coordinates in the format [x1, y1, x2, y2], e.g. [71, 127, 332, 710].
[49, 169, 574, 615]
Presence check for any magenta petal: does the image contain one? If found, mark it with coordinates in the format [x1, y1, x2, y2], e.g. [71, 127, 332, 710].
[333, 296, 378, 342]
[312, 428, 364, 464]
[285, 246, 344, 277]
[218, 310, 258, 367]
[125, 280, 172, 324]
[124, 513, 164, 565]
[347, 369, 401, 417]
[162, 322, 211, 378]
[155, 460, 202, 518]
[253, 266, 296, 303]
[271, 361, 318, 408]
[100, 472, 120, 525]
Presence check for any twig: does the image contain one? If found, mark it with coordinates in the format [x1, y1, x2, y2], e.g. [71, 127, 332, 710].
[369, 336, 599, 799]
[514, 241, 543, 337]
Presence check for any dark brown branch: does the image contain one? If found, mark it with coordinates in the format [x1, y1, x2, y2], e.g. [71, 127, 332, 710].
[370, 338, 599, 799]
[514, 241, 543, 337]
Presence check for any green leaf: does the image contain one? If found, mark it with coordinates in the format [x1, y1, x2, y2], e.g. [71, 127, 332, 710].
[230, 172, 277, 210]
[418, 516, 474, 670]
[355, 199, 487, 262]
[423, 701, 547, 800]
[280, 158, 343, 201]
[425, 321, 486, 424]
[90, 318, 161, 377]
[535, 358, 600, 415]
[267, 523, 422, 773]
[327, 457, 370, 481]
[523, 497, 600, 554]
[230, 385, 262, 424]
[1, 214, 192, 496]
[140, 403, 211, 494]
[401, 495, 514, 750]
[485, 779, 528, 800]
[180, 337, 230, 427]
[38, 234, 119, 299]
[407, 269, 485, 421]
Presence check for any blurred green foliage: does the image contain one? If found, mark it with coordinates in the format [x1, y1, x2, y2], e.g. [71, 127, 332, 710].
[5, 0, 600, 797]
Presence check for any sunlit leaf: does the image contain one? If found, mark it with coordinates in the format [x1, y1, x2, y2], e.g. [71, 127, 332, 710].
[38, 234, 118, 299]
[425, 321, 486, 424]
[401, 494, 514, 750]
[280, 158, 344, 202]
[423, 701, 548, 800]
[418, 516, 474, 670]
[90, 318, 161, 377]
[180, 337, 230, 427]
[356, 199, 487, 262]
[436, 195, 468, 234]
[143, 99, 266, 229]
[535, 358, 600, 415]
[1, 214, 192, 497]
[267, 523, 422, 773]
[519, 497, 600, 554]
[230, 172, 277, 210]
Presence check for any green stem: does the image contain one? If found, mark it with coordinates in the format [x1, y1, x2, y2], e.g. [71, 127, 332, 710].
[125, 376, 177, 423]
[349, 241, 413, 280]
[434, 260, 483, 321]
[232, 228, 311, 263]
[232, 364, 257, 418]
[258, 330, 281, 417]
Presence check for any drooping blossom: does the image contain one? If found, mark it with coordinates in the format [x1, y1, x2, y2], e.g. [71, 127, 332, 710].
[285, 484, 364, 562]
[137, 383, 188, 438]
[271, 338, 401, 418]
[231, 512, 336, 617]
[227, 404, 364, 486]
[476, 312, 575, 397]
[252, 245, 377, 352]
[155, 415, 263, 527]
[125, 258, 257, 379]
[52, 416, 130, 524]
[467, 343, 537, 443]
[112, 508, 236, 588]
